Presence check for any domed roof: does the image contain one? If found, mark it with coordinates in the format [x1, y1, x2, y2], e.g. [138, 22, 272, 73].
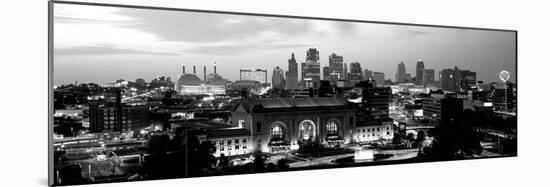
[207, 73, 228, 85]
[177, 74, 203, 86]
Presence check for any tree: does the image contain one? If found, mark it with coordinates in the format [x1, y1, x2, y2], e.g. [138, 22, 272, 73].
[423, 124, 482, 160]
[392, 134, 402, 144]
[277, 159, 289, 170]
[161, 91, 174, 106]
[415, 131, 426, 147]
[252, 151, 266, 172]
[185, 138, 217, 177]
[218, 154, 230, 168]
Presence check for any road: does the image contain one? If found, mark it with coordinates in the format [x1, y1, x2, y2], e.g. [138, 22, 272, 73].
[288, 153, 355, 168]
[287, 148, 419, 168]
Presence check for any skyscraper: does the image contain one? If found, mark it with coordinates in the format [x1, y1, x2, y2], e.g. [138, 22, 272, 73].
[416, 59, 425, 85]
[203, 66, 207, 81]
[272, 66, 285, 89]
[302, 48, 321, 88]
[349, 61, 363, 81]
[422, 69, 435, 87]
[459, 70, 476, 91]
[285, 53, 298, 90]
[364, 69, 373, 81]
[301, 62, 306, 81]
[240, 69, 268, 84]
[372, 72, 385, 87]
[328, 53, 344, 82]
[322, 66, 330, 81]
[343, 62, 348, 80]
[356, 81, 392, 120]
[440, 67, 476, 92]
[396, 62, 407, 83]
[440, 67, 460, 92]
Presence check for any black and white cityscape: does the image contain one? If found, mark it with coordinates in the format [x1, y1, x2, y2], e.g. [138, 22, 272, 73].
[51, 2, 517, 186]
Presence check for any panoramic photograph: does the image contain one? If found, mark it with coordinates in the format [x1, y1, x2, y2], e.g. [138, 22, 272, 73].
[50, 1, 517, 186]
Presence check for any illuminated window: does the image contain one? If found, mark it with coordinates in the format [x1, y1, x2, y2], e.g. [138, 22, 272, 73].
[326, 120, 338, 135]
[271, 125, 283, 140]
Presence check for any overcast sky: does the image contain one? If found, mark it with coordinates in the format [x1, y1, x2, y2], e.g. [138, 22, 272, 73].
[53, 3, 516, 85]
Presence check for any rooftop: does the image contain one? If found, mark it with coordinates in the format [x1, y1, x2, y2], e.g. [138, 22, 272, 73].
[207, 128, 251, 139]
[235, 97, 353, 113]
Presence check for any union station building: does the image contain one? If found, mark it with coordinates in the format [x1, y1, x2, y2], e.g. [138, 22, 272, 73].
[231, 97, 357, 153]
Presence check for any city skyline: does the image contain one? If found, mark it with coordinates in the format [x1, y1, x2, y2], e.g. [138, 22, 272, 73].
[50, 2, 517, 186]
[54, 3, 516, 85]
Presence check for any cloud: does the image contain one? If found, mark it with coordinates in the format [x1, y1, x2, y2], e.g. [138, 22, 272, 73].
[54, 16, 129, 25]
[407, 29, 432, 35]
[55, 46, 180, 56]
[185, 43, 310, 56]
[334, 21, 358, 33]
[113, 8, 314, 43]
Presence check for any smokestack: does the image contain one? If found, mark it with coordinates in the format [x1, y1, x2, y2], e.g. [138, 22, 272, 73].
[193, 65, 196, 74]
[214, 62, 217, 74]
[204, 66, 207, 81]
[182, 65, 185, 74]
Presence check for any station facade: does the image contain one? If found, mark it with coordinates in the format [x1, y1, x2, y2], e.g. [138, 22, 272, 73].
[231, 97, 357, 153]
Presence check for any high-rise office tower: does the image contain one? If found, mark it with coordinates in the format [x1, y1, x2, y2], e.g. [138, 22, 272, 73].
[285, 53, 298, 90]
[373, 72, 385, 87]
[422, 69, 435, 87]
[302, 48, 321, 88]
[396, 62, 407, 83]
[440, 67, 461, 92]
[416, 59, 425, 85]
[328, 53, 344, 82]
[240, 69, 268, 84]
[349, 61, 363, 81]
[343, 62, 348, 80]
[356, 81, 392, 120]
[203, 66, 207, 81]
[459, 70, 476, 91]
[364, 69, 373, 81]
[440, 67, 476, 92]
[272, 66, 285, 89]
[322, 66, 330, 81]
